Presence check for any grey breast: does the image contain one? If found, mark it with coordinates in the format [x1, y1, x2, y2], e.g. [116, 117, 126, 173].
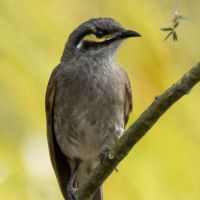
[53, 58, 125, 161]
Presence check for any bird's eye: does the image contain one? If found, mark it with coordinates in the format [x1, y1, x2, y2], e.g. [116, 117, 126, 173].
[95, 30, 104, 38]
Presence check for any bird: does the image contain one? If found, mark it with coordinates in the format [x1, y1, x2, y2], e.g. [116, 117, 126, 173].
[45, 17, 141, 200]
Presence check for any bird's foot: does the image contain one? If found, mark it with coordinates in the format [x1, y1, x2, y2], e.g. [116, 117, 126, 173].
[100, 145, 116, 161]
[67, 190, 79, 200]
[99, 145, 112, 162]
[99, 145, 118, 172]
[67, 184, 79, 200]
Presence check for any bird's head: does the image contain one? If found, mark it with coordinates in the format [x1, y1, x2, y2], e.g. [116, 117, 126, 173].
[62, 18, 141, 61]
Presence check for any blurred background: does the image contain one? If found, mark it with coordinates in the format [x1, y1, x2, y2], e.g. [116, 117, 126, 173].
[0, 0, 200, 199]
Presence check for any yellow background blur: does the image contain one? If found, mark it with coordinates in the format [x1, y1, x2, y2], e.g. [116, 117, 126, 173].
[0, 0, 200, 199]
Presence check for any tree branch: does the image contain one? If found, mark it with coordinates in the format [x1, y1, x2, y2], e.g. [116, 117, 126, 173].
[76, 62, 200, 200]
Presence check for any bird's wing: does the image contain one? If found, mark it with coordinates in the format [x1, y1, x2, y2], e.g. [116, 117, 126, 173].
[124, 72, 133, 126]
[45, 66, 70, 200]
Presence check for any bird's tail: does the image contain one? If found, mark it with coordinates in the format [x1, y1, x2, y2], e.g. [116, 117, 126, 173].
[53, 139, 71, 199]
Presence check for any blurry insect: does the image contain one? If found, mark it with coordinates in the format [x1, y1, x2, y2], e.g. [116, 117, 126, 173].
[161, 7, 186, 41]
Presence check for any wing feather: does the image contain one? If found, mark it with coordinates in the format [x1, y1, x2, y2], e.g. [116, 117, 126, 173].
[124, 72, 133, 126]
[45, 66, 70, 200]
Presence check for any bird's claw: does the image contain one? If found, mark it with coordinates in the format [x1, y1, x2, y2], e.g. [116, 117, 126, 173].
[99, 145, 118, 172]
[99, 145, 112, 163]
[67, 178, 79, 200]
[68, 191, 79, 200]
[67, 186, 79, 200]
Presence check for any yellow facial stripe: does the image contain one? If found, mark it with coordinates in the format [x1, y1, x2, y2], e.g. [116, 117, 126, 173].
[82, 34, 112, 43]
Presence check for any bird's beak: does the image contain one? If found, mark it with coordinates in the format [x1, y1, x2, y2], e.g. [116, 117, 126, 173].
[115, 30, 141, 39]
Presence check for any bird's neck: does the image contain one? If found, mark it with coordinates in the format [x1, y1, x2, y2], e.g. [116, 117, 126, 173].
[61, 48, 117, 64]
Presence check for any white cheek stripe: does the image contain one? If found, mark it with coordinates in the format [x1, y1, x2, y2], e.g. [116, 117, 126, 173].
[77, 41, 83, 49]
